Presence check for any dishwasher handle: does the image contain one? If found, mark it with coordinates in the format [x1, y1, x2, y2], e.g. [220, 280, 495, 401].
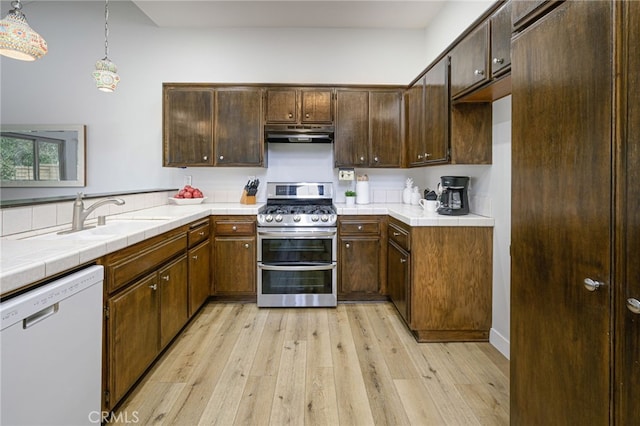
[23, 303, 59, 329]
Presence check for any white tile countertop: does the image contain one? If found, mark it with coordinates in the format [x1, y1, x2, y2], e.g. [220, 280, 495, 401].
[0, 202, 493, 297]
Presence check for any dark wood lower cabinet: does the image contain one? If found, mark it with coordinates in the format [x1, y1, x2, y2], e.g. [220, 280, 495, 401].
[387, 240, 409, 323]
[158, 256, 189, 349]
[212, 216, 256, 298]
[511, 1, 638, 424]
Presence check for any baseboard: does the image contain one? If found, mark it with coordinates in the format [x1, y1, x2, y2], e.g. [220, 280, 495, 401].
[490, 328, 510, 359]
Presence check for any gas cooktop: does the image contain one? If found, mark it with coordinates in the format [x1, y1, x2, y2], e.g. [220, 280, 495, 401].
[257, 182, 337, 227]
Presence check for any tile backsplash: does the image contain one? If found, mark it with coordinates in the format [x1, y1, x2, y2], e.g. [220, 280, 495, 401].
[0, 191, 174, 237]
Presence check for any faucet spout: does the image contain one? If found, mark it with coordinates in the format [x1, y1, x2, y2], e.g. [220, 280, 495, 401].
[70, 192, 125, 232]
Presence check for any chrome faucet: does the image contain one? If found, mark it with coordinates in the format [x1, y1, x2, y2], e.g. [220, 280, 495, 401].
[70, 192, 125, 232]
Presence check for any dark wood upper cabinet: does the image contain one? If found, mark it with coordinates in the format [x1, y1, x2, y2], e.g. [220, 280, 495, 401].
[214, 87, 264, 166]
[490, 1, 512, 77]
[265, 88, 333, 125]
[450, 21, 490, 99]
[334, 88, 402, 168]
[163, 87, 215, 166]
[512, 0, 561, 32]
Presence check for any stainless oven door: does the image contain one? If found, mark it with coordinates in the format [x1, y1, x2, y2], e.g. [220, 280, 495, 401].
[257, 227, 337, 307]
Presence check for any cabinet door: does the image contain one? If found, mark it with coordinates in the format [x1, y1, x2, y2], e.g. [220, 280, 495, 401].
[301, 89, 333, 123]
[158, 255, 188, 349]
[265, 89, 297, 123]
[405, 77, 425, 167]
[387, 240, 409, 323]
[369, 90, 402, 167]
[334, 90, 368, 167]
[339, 237, 380, 295]
[511, 2, 612, 424]
[163, 87, 214, 166]
[490, 1, 512, 77]
[423, 57, 449, 164]
[214, 88, 263, 166]
[188, 239, 211, 317]
[108, 273, 159, 405]
[214, 236, 256, 295]
[450, 21, 490, 98]
[619, 1, 640, 423]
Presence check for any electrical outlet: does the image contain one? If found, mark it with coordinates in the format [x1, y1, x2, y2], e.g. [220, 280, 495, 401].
[338, 169, 355, 181]
[183, 175, 192, 186]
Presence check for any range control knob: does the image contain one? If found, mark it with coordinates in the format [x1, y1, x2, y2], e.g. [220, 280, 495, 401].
[275, 214, 283, 222]
[293, 215, 301, 222]
[265, 214, 273, 222]
[311, 215, 320, 222]
[321, 214, 329, 222]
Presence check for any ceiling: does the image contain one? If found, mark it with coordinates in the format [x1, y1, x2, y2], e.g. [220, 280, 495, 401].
[131, 0, 448, 29]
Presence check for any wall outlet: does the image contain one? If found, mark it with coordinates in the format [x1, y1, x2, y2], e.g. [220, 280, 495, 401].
[338, 169, 355, 181]
[183, 175, 192, 186]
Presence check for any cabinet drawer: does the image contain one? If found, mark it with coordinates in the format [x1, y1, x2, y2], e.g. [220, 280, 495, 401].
[188, 220, 210, 247]
[214, 220, 255, 235]
[107, 233, 188, 294]
[340, 220, 380, 235]
[388, 221, 410, 251]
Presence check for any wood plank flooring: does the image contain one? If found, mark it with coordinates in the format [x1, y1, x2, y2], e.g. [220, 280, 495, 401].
[112, 302, 509, 425]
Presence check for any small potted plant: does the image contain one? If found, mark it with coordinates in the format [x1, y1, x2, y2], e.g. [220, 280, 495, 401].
[345, 190, 356, 206]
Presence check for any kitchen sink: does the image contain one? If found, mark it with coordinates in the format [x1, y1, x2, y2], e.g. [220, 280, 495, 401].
[24, 219, 169, 241]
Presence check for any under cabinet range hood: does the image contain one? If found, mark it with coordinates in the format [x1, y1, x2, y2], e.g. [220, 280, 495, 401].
[265, 125, 334, 143]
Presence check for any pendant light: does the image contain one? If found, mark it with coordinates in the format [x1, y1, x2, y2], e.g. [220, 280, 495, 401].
[0, 0, 47, 61]
[92, 0, 120, 92]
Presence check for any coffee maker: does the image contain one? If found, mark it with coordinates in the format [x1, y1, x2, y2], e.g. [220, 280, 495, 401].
[437, 176, 470, 215]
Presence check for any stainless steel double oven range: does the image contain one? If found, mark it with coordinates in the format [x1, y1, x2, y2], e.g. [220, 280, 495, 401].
[257, 182, 337, 307]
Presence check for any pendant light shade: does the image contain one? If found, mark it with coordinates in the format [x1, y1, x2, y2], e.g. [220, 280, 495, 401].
[93, 0, 119, 92]
[0, 0, 47, 61]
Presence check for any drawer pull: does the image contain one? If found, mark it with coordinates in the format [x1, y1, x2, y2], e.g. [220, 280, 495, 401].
[198, 231, 205, 236]
[357, 225, 363, 231]
[161, 275, 170, 281]
[393, 232, 401, 236]
[192, 255, 198, 260]
[232, 225, 237, 231]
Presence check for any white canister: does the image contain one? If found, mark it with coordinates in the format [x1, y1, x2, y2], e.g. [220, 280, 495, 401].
[355, 181, 370, 204]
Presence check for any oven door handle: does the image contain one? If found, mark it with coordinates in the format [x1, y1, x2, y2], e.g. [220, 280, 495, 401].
[258, 264, 336, 272]
[258, 231, 336, 238]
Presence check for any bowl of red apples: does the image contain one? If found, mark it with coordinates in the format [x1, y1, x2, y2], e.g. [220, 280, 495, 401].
[169, 185, 207, 205]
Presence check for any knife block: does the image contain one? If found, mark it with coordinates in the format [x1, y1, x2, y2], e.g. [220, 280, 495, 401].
[240, 190, 256, 205]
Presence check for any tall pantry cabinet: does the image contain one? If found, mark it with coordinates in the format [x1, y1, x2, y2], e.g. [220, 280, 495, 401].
[510, 1, 639, 424]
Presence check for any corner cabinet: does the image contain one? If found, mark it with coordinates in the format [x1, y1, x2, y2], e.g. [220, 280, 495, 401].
[387, 218, 492, 342]
[334, 89, 403, 168]
[163, 84, 265, 167]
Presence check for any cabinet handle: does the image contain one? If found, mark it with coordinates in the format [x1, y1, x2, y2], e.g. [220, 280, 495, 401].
[583, 278, 604, 292]
[400, 258, 407, 263]
[627, 298, 640, 314]
[192, 255, 198, 260]
[244, 243, 250, 248]
[474, 69, 485, 76]
[393, 232, 401, 236]
[345, 243, 350, 249]
[232, 225, 237, 231]
[149, 283, 157, 290]
[219, 155, 224, 160]
[161, 275, 170, 281]
[493, 57, 504, 65]
[203, 155, 208, 161]
[198, 231, 205, 236]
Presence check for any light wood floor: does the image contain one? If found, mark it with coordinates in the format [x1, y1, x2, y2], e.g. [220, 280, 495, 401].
[112, 302, 509, 425]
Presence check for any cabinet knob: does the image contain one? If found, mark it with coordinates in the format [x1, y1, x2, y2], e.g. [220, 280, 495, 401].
[373, 156, 379, 162]
[583, 278, 604, 292]
[400, 258, 407, 264]
[474, 69, 485, 76]
[393, 232, 400, 236]
[360, 156, 365, 162]
[232, 225, 237, 231]
[357, 225, 363, 231]
[161, 275, 170, 281]
[219, 155, 224, 160]
[425, 153, 431, 158]
[288, 113, 293, 118]
[244, 243, 250, 249]
[305, 113, 310, 118]
[627, 298, 640, 314]
[417, 154, 423, 159]
[198, 231, 205, 236]
[493, 57, 504, 65]
[203, 155, 208, 161]
[345, 243, 350, 249]
[192, 255, 198, 260]
[149, 283, 157, 290]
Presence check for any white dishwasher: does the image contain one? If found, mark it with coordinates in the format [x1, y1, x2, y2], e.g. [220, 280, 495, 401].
[1, 264, 104, 426]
